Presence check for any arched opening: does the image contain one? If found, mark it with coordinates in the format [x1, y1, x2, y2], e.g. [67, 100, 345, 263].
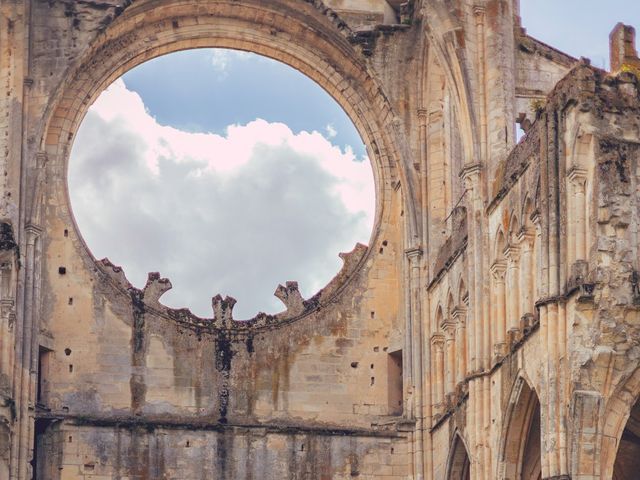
[521, 402, 542, 480]
[506, 214, 521, 335]
[612, 397, 640, 479]
[520, 197, 537, 321]
[432, 305, 446, 409]
[68, 48, 375, 319]
[499, 377, 542, 480]
[443, 292, 456, 395]
[492, 230, 507, 356]
[38, 0, 408, 323]
[447, 434, 471, 480]
[600, 366, 640, 478]
[454, 278, 468, 385]
[0, 422, 9, 480]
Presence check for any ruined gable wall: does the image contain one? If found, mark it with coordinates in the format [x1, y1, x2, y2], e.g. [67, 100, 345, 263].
[18, 1, 420, 478]
[5, 0, 640, 479]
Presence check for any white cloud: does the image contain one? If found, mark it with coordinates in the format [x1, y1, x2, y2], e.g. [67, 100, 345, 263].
[326, 124, 337, 138]
[69, 79, 374, 319]
[210, 49, 254, 77]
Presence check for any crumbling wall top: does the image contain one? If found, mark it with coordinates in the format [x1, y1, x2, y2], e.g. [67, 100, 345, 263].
[610, 23, 640, 74]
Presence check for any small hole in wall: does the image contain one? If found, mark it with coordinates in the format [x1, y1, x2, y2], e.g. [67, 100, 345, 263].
[64, 348, 71, 356]
[68, 436, 72, 443]
[382, 240, 388, 246]
[370, 377, 375, 386]
[401, 210, 404, 216]
[186, 440, 190, 448]
[370, 311, 375, 319]
[379, 247, 384, 254]
[383, 347, 388, 352]
[68, 297, 73, 305]
[390, 447, 394, 454]
[68, 364, 73, 373]
[64, 229, 69, 237]
[58, 266, 66, 275]
[300, 444, 304, 452]
[370, 364, 374, 369]
[373, 346, 379, 352]
[62, 406, 69, 413]
[84, 464, 95, 472]
[350, 362, 359, 368]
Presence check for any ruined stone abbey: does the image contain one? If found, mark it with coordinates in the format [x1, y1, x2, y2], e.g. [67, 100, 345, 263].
[1, 0, 640, 478]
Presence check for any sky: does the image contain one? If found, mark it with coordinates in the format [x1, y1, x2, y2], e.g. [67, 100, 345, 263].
[69, 73, 374, 319]
[520, 0, 640, 70]
[69, 1, 640, 319]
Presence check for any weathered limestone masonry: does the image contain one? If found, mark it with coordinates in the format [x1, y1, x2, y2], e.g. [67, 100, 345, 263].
[0, 0, 640, 479]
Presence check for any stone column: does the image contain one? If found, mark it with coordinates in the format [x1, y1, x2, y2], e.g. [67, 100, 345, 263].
[431, 334, 445, 408]
[491, 261, 507, 359]
[0, 257, 14, 384]
[453, 307, 467, 386]
[569, 167, 588, 262]
[504, 244, 520, 334]
[517, 230, 535, 318]
[442, 318, 456, 397]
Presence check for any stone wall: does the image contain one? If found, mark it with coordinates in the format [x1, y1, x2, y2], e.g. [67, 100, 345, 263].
[2, 0, 640, 479]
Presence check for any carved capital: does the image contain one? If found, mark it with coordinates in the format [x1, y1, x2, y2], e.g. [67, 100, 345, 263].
[405, 247, 423, 260]
[460, 163, 482, 185]
[452, 306, 467, 323]
[440, 317, 457, 335]
[568, 165, 588, 192]
[530, 209, 542, 230]
[0, 299, 14, 319]
[431, 333, 445, 350]
[25, 223, 42, 236]
[490, 261, 507, 281]
[504, 244, 520, 263]
[473, 5, 486, 17]
[516, 228, 535, 248]
[25, 223, 42, 245]
[36, 152, 48, 169]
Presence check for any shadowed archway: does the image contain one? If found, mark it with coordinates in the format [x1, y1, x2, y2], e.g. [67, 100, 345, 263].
[499, 376, 541, 480]
[612, 397, 640, 479]
[446, 433, 471, 480]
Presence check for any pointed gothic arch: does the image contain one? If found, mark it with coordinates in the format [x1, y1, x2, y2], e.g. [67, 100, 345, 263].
[612, 396, 640, 479]
[599, 365, 640, 479]
[457, 277, 468, 306]
[495, 229, 507, 261]
[446, 432, 471, 480]
[498, 375, 542, 480]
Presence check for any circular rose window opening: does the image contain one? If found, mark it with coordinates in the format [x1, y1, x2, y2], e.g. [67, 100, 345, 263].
[68, 48, 375, 319]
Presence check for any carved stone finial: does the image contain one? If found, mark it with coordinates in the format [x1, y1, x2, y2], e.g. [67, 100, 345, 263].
[212, 294, 236, 324]
[99, 258, 131, 288]
[339, 243, 368, 271]
[274, 281, 305, 316]
[143, 272, 172, 303]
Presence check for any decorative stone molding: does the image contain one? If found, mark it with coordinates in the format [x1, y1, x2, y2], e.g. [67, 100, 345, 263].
[490, 261, 507, 281]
